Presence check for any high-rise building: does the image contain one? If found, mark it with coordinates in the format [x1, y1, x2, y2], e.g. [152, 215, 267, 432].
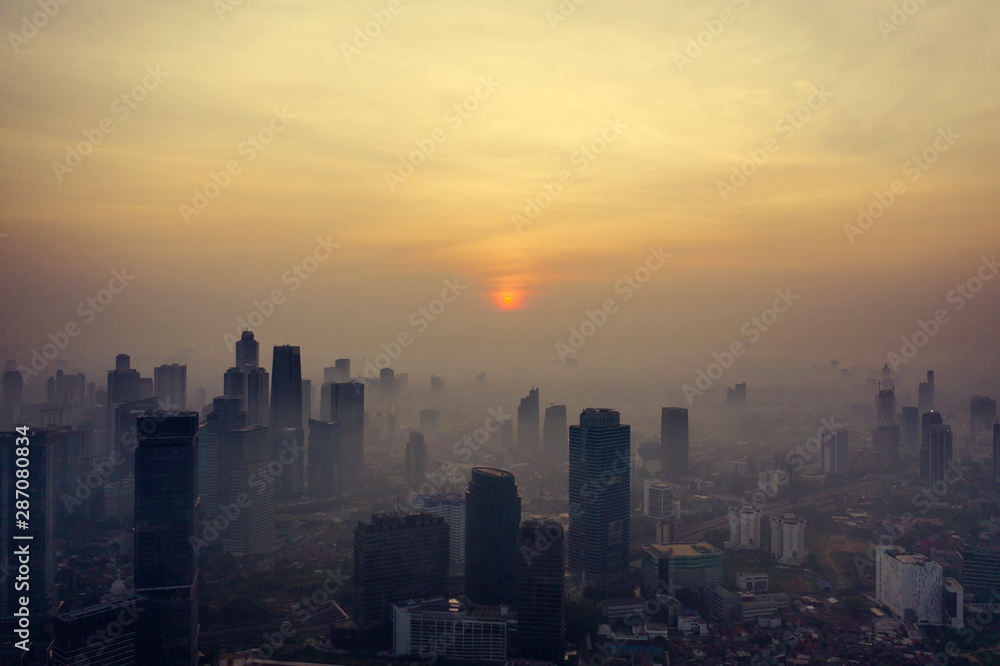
[918, 370, 935, 414]
[875, 546, 942, 624]
[821, 429, 849, 475]
[246, 367, 270, 427]
[430, 374, 444, 394]
[643, 480, 676, 520]
[224, 425, 274, 556]
[223, 367, 248, 411]
[334, 358, 350, 382]
[405, 430, 427, 488]
[2, 362, 24, 430]
[970, 396, 997, 440]
[465, 467, 521, 606]
[414, 494, 465, 565]
[134, 412, 199, 665]
[391, 598, 514, 662]
[641, 542, 723, 596]
[568, 408, 630, 595]
[925, 424, 954, 485]
[113, 397, 161, 483]
[270, 426, 304, 501]
[542, 404, 568, 463]
[353, 513, 449, 642]
[919, 411, 944, 480]
[235, 330, 259, 371]
[516, 520, 565, 664]
[770, 514, 806, 565]
[900, 406, 919, 450]
[330, 382, 365, 492]
[380, 367, 395, 400]
[50, 594, 144, 666]
[270, 345, 303, 430]
[873, 425, 901, 464]
[419, 409, 440, 432]
[877, 387, 895, 427]
[108, 354, 140, 403]
[726, 504, 761, 550]
[104, 477, 136, 527]
[153, 363, 187, 410]
[308, 419, 341, 500]
[958, 544, 1000, 598]
[517, 388, 540, 456]
[727, 382, 747, 410]
[198, 396, 246, 519]
[301, 379, 312, 428]
[660, 407, 689, 480]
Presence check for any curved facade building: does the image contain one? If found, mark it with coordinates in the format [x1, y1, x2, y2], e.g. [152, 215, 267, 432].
[464, 467, 521, 605]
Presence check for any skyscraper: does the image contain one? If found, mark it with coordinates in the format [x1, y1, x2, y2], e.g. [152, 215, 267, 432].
[270, 426, 304, 501]
[235, 330, 259, 371]
[134, 412, 199, 666]
[568, 408, 630, 595]
[919, 411, 944, 481]
[877, 387, 895, 427]
[405, 430, 427, 488]
[308, 419, 342, 499]
[379, 367, 395, 400]
[50, 594, 144, 666]
[153, 363, 187, 410]
[301, 379, 313, 428]
[660, 407, 689, 480]
[821, 429, 849, 474]
[223, 367, 248, 411]
[246, 367, 270, 426]
[770, 514, 806, 565]
[970, 396, 997, 439]
[925, 424, 954, 485]
[542, 404, 567, 463]
[198, 396, 246, 519]
[517, 387, 540, 456]
[414, 494, 465, 565]
[918, 370, 935, 414]
[107, 353, 140, 403]
[334, 358, 350, 383]
[517, 520, 565, 664]
[726, 504, 761, 550]
[873, 425, 901, 464]
[270, 345, 303, 430]
[353, 513, 449, 643]
[900, 406, 919, 450]
[225, 425, 274, 556]
[330, 382, 365, 492]
[465, 467, 521, 605]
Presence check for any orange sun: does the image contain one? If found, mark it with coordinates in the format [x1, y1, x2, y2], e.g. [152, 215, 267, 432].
[492, 291, 524, 311]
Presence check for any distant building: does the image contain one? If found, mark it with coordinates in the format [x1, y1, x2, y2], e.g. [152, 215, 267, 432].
[877, 387, 896, 427]
[736, 573, 769, 593]
[517, 520, 565, 663]
[994, 423, 1000, 488]
[727, 382, 747, 410]
[405, 431, 427, 488]
[517, 388, 540, 455]
[392, 598, 514, 662]
[873, 425, 901, 464]
[414, 494, 465, 565]
[958, 544, 1000, 598]
[224, 425, 274, 556]
[542, 404, 568, 463]
[821, 429, 849, 475]
[235, 330, 259, 371]
[308, 420, 342, 500]
[245, 367, 269, 427]
[970, 396, 997, 440]
[660, 407, 689, 480]
[330, 382, 365, 492]
[419, 409, 440, 432]
[430, 374, 444, 394]
[900, 406, 919, 450]
[726, 504, 761, 550]
[465, 468, 521, 606]
[919, 411, 944, 480]
[380, 367, 396, 400]
[925, 424, 954, 485]
[223, 367, 248, 411]
[333, 358, 350, 383]
[918, 370, 935, 414]
[641, 542, 723, 596]
[770, 514, 806, 566]
[876, 546, 942, 624]
[643, 480, 676, 520]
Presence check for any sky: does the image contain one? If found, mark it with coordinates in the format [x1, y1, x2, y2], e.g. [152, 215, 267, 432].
[1, 0, 999, 399]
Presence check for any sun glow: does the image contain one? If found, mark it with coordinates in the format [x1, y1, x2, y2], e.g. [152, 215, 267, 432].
[492, 291, 524, 311]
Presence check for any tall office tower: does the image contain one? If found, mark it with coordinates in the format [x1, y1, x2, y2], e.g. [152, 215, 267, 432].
[517, 520, 565, 664]
[334, 358, 350, 382]
[877, 387, 896, 427]
[270, 345, 303, 430]
[323, 366, 336, 384]
[414, 494, 466, 565]
[330, 382, 365, 492]
[104, 477, 135, 527]
[319, 382, 332, 420]
[308, 420, 342, 500]
[270, 426, 304, 501]
[993, 423, 1000, 488]
[901, 406, 919, 449]
[114, 397, 161, 482]
[726, 504, 761, 550]
[353, 513, 449, 643]
[154, 363, 187, 410]
[517, 387, 540, 455]
[660, 407, 689, 480]
[500, 420, 514, 461]
[50, 594, 144, 666]
[770, 514, 806, 565]
[465, 468, 521, 605]
[2, 361, 23, 429]
[235, 330, 259, 371]
[925, 424, 954, 485]
[873, 425, 901, 464]
[727, 382, 747, 410]
[876, 546, 942, 624]
[568, 408, 631, 596]
[430, 375, 444, 394]
[246, 367, 270, 427]
[379, 367, 395, 400]
[396, 373, 408, 394]
[224, 425, 275, 555]
[405, 431, 427, 488]
[223, 367, 248, 411]
[134, 412, 199, 666]
[301, 379, 313, 429]
[643, 480, 676, 520]
[139, 377, 154, 400]
[108, 353, 140, 403]
[543, 404, 568, 463]
[198, 396, 246, 519]
[958, 544, 1000, 597]
[919, 411, 944, 480]
[882, 363, 891, 379]
[821, 429, 850, 474]
[918, 370, 935, 414]
[970, 396, 997, 439]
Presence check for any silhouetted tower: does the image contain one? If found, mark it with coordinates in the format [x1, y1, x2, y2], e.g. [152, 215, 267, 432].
[517, 388, 540, 456]
[660, 407, 689, 480]
[235, 330, 259, 371]
[877, 386, 895, 427]
[543, 404, 568, 463]
[517, 520, 565, 663]
[405, 430, 427, 488]
[465, 468, 521, 605]
[920, 411, 944, 481]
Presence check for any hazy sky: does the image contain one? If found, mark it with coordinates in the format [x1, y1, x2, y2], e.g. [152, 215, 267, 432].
[2, 0, 999, 397]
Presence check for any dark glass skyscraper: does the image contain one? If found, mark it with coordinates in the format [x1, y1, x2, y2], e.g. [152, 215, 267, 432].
[543, 404, 568, 463]
[517, 387, 540, 456]
[308, 419, 342, 499]
[900, 406, 919, 449]
[134, 412, 198, 666]
[877, 387, 895, 426]
[198, 396, 246, 518]
[405, 430, 427, 488]
[465, 467, 521, 605]
[517, 520, 565, 663]
[920, 410, 944, 481]
[330, 382, 365, 492]
[235, 330, 259, 371]
[270, 345, 303, 430]
[925, 424, 954, 485]
[153, 363, 187, 410]
[660, 407, 689, 480]
[246, 367, 269, 427]
[568, 408, 630, 596]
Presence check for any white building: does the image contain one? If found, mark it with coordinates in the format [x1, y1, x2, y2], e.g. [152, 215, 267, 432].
[643, 480, 677, 520]
[726, 504, 761, 550]
[737, 572, 769, 593]
[770, 514, 806, 566]
[414, 494, 465, 565]
[758, 469, 789, 496]
[392, 598, 513, 661]
[876, 546, 943, 624]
